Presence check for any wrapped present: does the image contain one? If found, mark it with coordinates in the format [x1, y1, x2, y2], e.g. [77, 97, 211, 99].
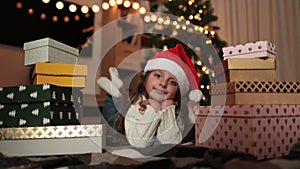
[23, 38, 79, 66]
[0, 84, 82, 105]
[210, 81, 300, 105]
[215, 69, 276, 83]
[214, 58, 276, 82]
[222, 40, 276, 59]
[0, 124, 105, 156]
[33, 75, 86, 88]
[214, 58, 276, 74]
[0, 84, 83, 127]
[195, 105, 300, 160]
[32, 62, 87, 88]
[0, 102, 81, 127]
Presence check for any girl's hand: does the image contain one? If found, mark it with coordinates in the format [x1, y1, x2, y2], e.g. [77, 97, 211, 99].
[148, 99, 161, 113]
[161, 99, 176, 110]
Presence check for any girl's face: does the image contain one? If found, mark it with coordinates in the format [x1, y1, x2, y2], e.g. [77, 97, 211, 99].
[145, 70, 179, 102]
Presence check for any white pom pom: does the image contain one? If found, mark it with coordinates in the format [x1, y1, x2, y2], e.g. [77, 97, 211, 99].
[189, 89, 202, 102]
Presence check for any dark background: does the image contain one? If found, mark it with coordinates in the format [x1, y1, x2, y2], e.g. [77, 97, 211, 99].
[0, 0, 94, 49]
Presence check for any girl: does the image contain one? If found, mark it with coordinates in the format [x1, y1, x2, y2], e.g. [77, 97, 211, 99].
[98, 44, 202, 148]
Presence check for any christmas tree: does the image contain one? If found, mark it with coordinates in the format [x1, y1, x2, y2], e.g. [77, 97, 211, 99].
[144, 0, 227, 105]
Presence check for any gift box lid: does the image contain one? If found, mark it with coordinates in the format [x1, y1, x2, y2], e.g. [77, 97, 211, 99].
[223, 40, 276, 57]
[214, 58, 276, 75]
[23, 38, 79, 56]
[0, 84, 82, 105]
[210, 81, 300, 95]
[32, 62, 88, 77]
[196, 104, 300, 117]
[0, 124, 104, 140]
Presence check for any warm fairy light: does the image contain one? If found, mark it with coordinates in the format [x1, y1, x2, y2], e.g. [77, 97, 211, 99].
[163, 45, 168, 50]
[204, 29, 209, 34]
[206, 85, 210, 90]
[199, 26, 204, 32]
[205, 70, 209, 74]
[176, 25, 180, 29]
[81, 5, 89, 13]
[200, 85, 204, 89]
[164, 19, 170, 25]
[182, 25, 187, 30]
[202, 66, 207, 71]
[123, 0, 131, 8]
[56, 1, 64, 10]
[144, 15, 150, 22]
[109, 0, 116, 7]
[74, 15, 80, 21]
[211, 30, 216, 36]
[132, 2, 140, 10]
[40, 13, 46, 20]
[16, 2, 22, 9]
[28, 8, 34, 15]
[92, 5, 100, 13]
[64, 16, 70, 22]
[199, 9, 203, 13]
[102, 2, 110, 10]
[189, 15, 193, 20]
[69, 4, 77, 12]
[196, 60, 202, 65]
[42, 0, 50, 3]
[188, 0, 193, 5]
[52, 15, 58, 22]
[157, 17, 164, 24]
[151, 15, 157, 22]
[206, 40, 212, 44]
[116, 0, 123, 5]
[139, 7, 146, 14]
[185, 20, 190, 25]
[172, 21, 178, 25]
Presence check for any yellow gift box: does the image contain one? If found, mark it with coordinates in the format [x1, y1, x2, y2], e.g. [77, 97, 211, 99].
[32, 62, 87, 88]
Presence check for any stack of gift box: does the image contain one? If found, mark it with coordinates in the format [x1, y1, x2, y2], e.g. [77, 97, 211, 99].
[0, 38, 105, 156]
[195, 40, 300, 160]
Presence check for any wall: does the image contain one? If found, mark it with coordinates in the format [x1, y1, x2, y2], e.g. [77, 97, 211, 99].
[0, 44, 31, 87]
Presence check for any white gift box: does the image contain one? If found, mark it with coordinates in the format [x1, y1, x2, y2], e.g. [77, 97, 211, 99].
[23, 38, 79, 66]
[0, 124, 106, 156]
[222, 40, 276, 59]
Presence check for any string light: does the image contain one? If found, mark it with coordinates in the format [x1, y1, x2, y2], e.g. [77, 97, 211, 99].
[81, 5, 89, 14]
[69, 4, 77, 12]
[56, 1, 64, 10]
[102, 2, 110, 10]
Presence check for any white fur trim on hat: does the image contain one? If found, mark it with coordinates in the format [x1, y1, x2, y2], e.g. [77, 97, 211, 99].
[189, 89, 203, 102]
[144, 58, 190, 95]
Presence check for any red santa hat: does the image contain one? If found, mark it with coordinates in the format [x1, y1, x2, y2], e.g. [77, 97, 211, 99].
[144, 44, 202, 102]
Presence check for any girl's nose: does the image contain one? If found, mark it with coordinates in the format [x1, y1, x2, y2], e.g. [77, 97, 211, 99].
[159, 79, 167, 87]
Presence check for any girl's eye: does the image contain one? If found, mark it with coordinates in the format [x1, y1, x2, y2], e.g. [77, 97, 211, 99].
[154, 73, 161, 78]
[169, 80, 178, 86]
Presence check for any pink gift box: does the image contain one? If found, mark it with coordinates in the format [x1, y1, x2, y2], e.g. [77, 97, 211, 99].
[195, 105, 300, 160]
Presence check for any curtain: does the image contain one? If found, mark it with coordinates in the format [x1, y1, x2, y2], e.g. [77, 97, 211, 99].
[211, 0, 300, 82]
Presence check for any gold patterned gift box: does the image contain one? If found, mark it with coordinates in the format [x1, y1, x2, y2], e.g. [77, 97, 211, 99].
[0, 124, 105, 156]
[214, 58, 276, 83]
[0, 84, 83, 127]
[210, 81, 300, 105]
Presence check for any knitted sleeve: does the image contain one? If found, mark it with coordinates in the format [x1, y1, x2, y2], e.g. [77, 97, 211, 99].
[124, 105, 161, 148]
[156, 105, 182, 144]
